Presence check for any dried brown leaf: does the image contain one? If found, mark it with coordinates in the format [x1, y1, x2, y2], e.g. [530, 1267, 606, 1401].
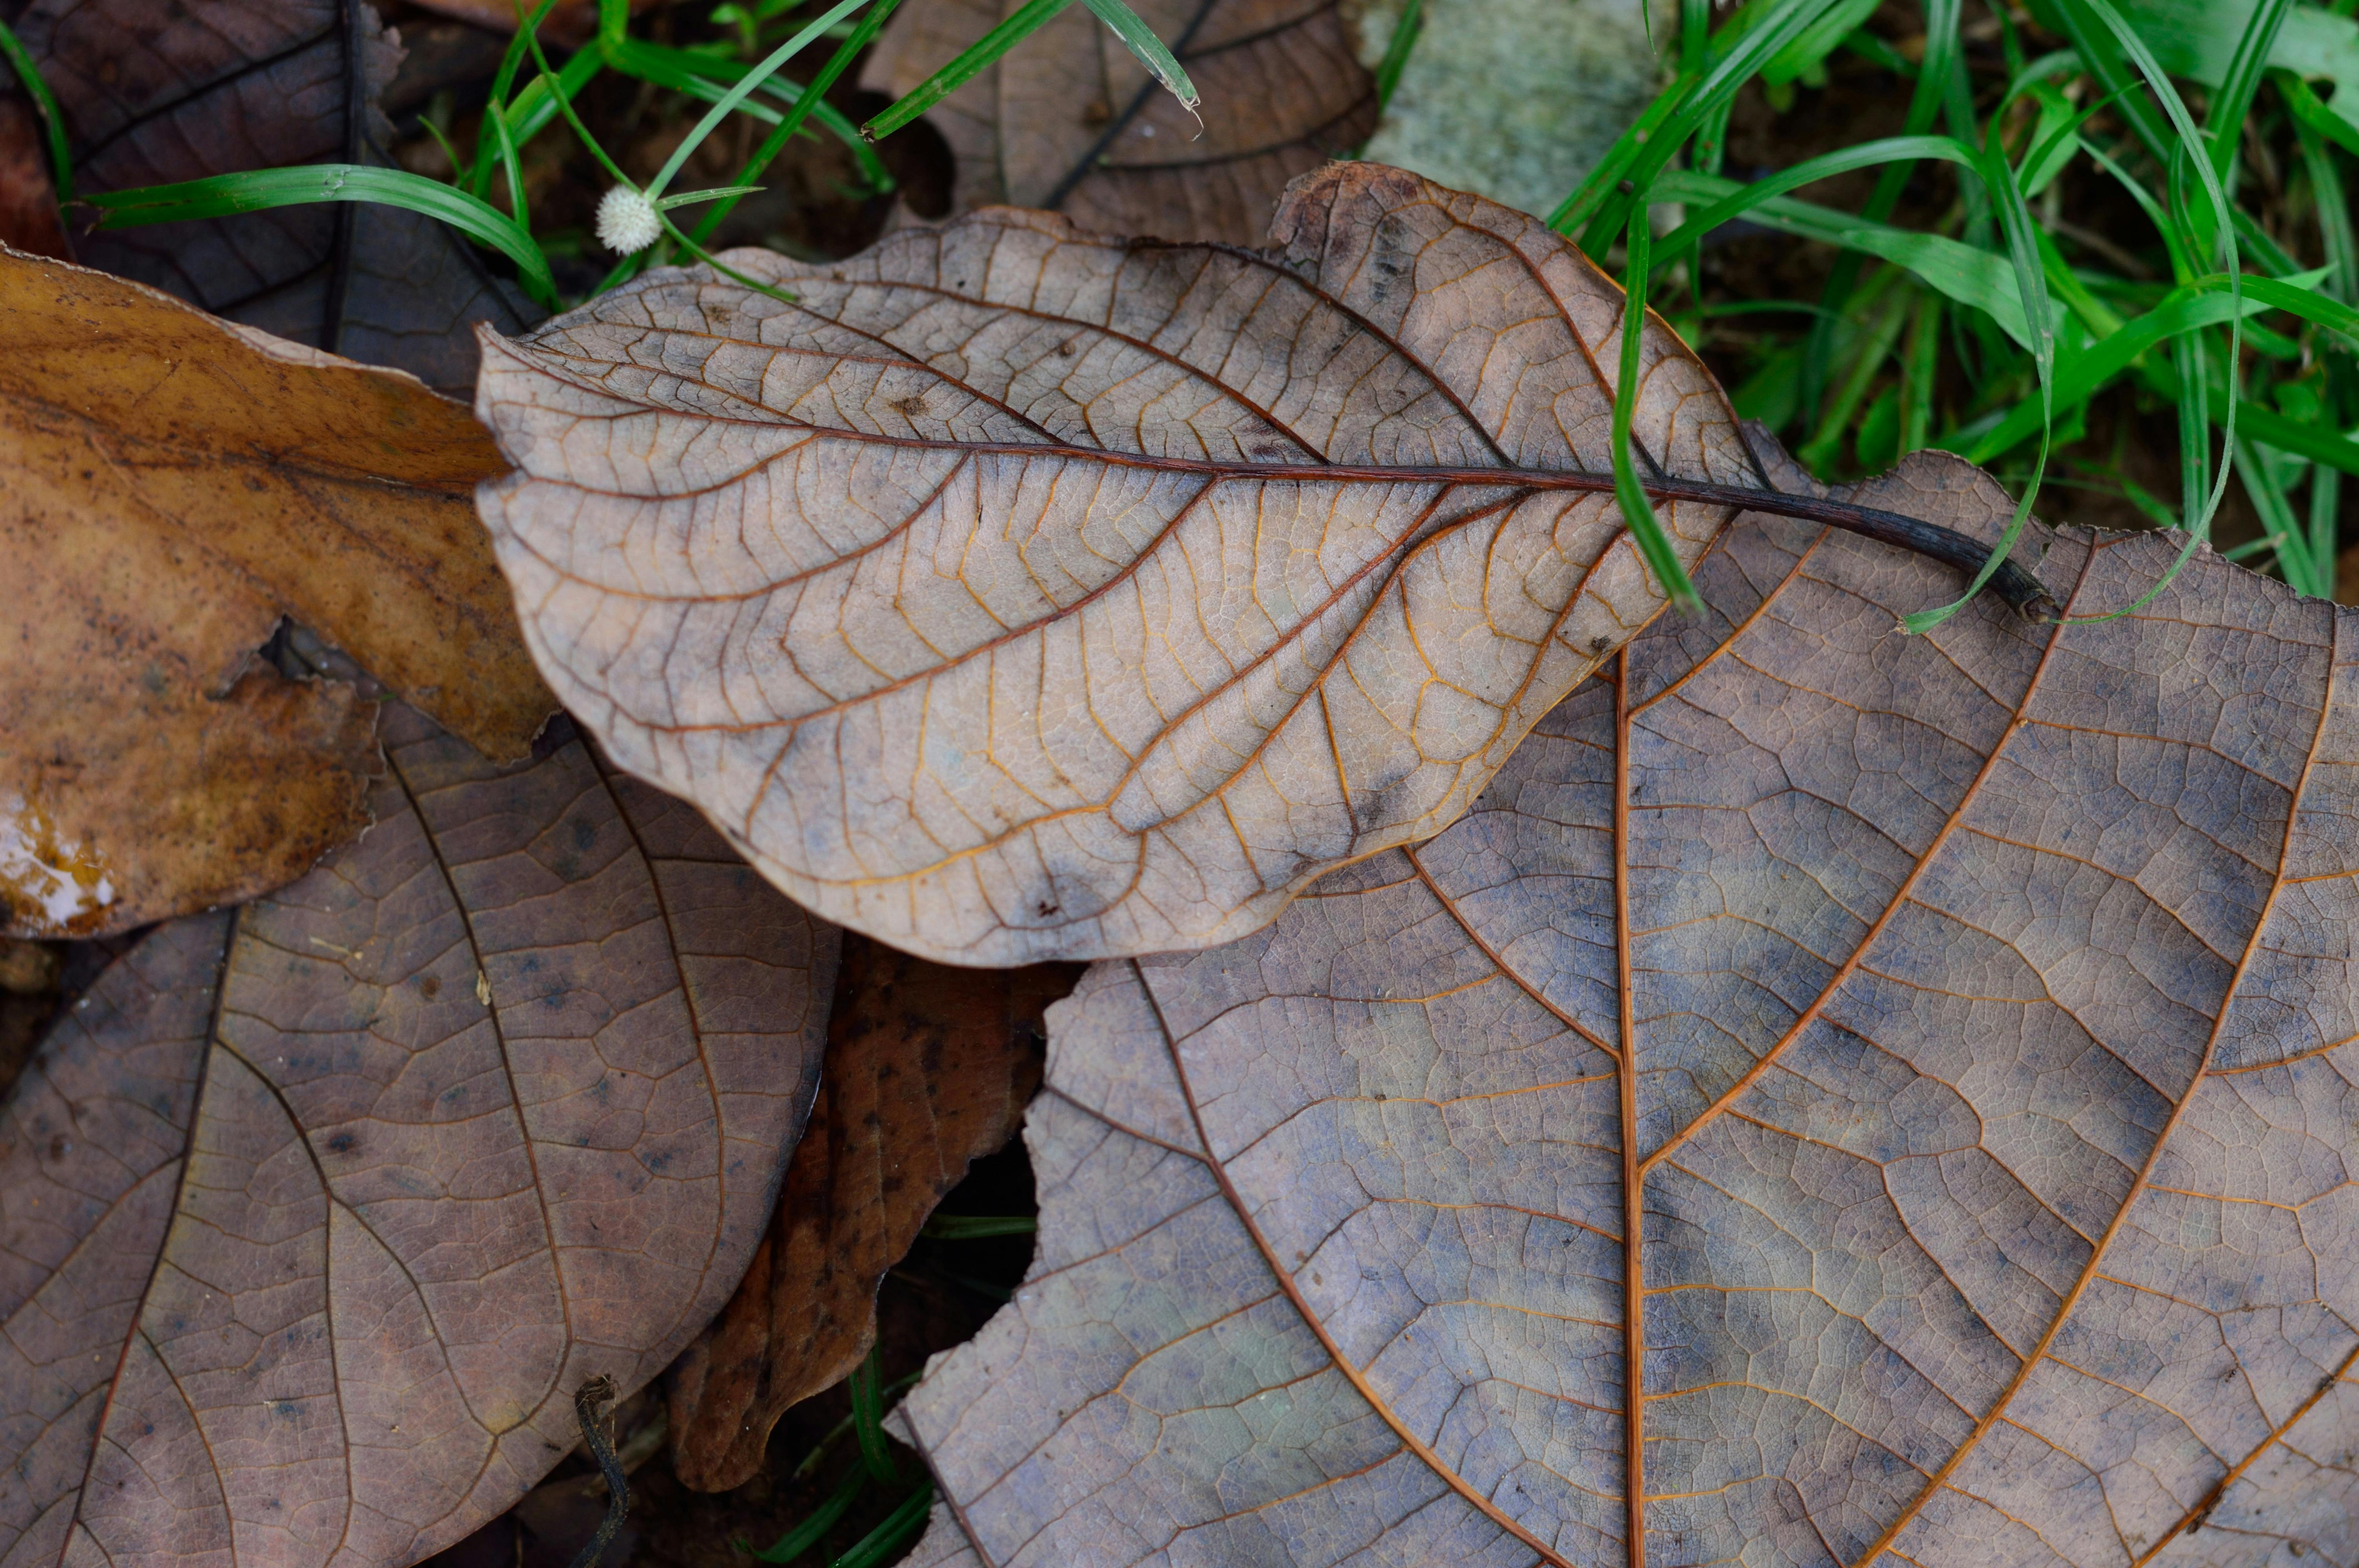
[666, 934, 1082, 1492]
[861, 0, 1376, 243]
[6, 0, 538, 394]
[0, 249, 555, 937]
[891, 443, 2359, 1566]
[0, 704, 836, 1567]
[474, 163, 1752, 966]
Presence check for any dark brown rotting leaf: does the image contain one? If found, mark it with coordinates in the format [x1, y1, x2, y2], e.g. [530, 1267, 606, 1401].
[0, 98, 68, 260]
[0, 704, 836, 1567]
[5, 0, 538, 394]
[861, 0, 1376, 243]
[891, 440, 2359, 1566]
[665, 932, 1083, 1492]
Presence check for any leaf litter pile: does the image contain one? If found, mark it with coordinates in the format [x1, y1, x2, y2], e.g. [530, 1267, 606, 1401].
[5, 1, 2359, 1566]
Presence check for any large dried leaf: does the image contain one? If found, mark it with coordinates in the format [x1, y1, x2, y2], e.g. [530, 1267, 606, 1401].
[2, 0, 537, 394]
[0, 704, 836, 1566]
[474, 163, 1752, 966]
[667, 934, 1082, 1492]
[2, 250, 555, 938]
[861, 0, 1376, 243]
[892, 450, 2359, 1566]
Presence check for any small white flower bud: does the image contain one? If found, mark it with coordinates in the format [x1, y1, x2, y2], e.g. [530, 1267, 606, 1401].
[596, 186, 661, 255]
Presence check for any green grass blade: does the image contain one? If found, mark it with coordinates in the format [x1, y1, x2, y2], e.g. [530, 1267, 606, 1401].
[751, 1463, 867, 1563]
[419, 116, 466, 183]
[1078, 0, 1198, 111]
[2048, 0, 2177, 166]
[0, 16, 71, 200]
[2177, 326, 2213, 527]
[2223, 399, 2359, 479]
[520, 21, 634, 190]
[1901, 142, 2055, 633]
[2231, 205, 2304, 276]
[2237, 432, 2323, 592]
[2311, 463, 2342, 591]
[1565, 0, 1856, 249]
[1653, 169, 2042, 346]
[657, 184, 767, 208]
[1797, 279, 1910, 472]
[1680, 0, 1710, 74]
[2014, 81, 2083, 194]
[650, 205, 807, 302]
[482, 46, 603, 196]
[1610, 203, 1699, 611]
[865, 0, 1075, 141]
[469, 0, 564, 198]
[608, 36, 890, 189]
[686, 0, 904, 250]
[2080, 0, 2243, 459]
[487, 100, 528, 230]
[646, 0, 871, 201]
[1798, 0, 1956, 444]
[1899, 290, 1941, 455]
[516, 4, 814, 307]
[1373, 0, 1424, 112]
[1761, 0, 1879, 87]
[1652, 135, 1977, 256]
[849, 1345, 898, 1486]
[1999, 47, 2092, 103]
[2207, 0, 2293, 187]
[787, 1372, 923, 1483]
[829, 1487, 935, 1568]
[2228, 272, 2359, 350]
[1548, 73, 1699, 234]
[88, 165, 556, 306]
[2278, 68, 2359, 161]
[2286, 74, 2359, 301]
[2082, 136, 2195, 278]
[1962, 277, 2314, 463]
[921, 1214, 1040, 1239]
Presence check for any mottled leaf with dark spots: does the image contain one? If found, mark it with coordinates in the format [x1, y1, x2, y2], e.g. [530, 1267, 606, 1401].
[0, 706, 834, 1565]
[891, 447, 2359, 1568]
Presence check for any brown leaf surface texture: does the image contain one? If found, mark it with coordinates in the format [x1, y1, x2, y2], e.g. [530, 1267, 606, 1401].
[666, 934, 1082, 1492]
[861, 0, 1376, 243]
[474, 164, 1751, 965]
[892, 446, 2359, 1567]
[1, 250, 556, 938]
[4, 0, 539, 393]
[0, 704, 836, 1567]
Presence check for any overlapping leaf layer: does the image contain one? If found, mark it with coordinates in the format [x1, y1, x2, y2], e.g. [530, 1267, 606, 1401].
[894, 456, 2359, 1568]
[862, 0, 1376, 244]
[0, 709, 834, 1564]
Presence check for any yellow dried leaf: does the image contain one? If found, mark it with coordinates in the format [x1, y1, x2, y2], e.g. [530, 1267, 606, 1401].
[0, 249, 556, 937]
